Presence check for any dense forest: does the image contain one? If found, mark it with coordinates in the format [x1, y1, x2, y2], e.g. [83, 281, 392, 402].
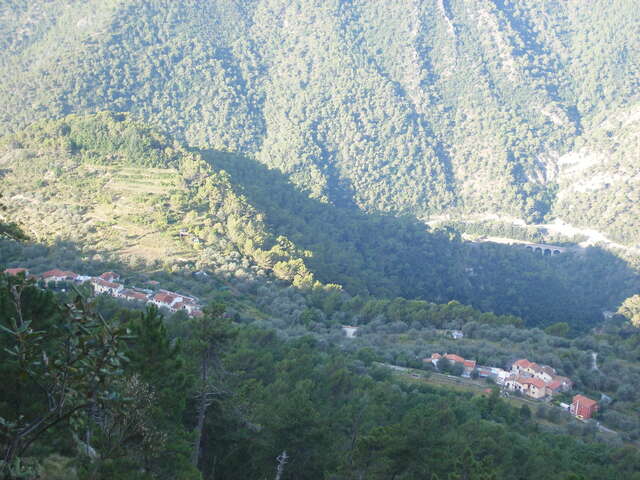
[1, 0, 639, 242]
[1, 274, 640, 479]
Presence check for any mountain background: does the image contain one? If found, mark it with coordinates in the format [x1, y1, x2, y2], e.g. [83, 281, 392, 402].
[3, 2, 640, 479]
[2, 0, 639, 242]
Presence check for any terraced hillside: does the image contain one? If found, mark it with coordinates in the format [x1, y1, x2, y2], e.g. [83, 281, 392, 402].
[3, 159, 192, 262]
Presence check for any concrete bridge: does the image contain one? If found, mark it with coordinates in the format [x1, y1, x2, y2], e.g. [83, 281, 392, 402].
[521, 243, 567, 255]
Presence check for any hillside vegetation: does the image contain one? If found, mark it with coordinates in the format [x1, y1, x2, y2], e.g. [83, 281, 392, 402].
[1, 0, 639, 241]
[3, 275, 640, 479]
[2, 114, 639, 331]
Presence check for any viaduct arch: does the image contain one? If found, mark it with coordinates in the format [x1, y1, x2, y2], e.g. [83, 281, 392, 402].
[522, 243, 566, 256]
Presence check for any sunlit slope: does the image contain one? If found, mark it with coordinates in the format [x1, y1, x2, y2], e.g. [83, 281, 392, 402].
[2, 0, 639, 234]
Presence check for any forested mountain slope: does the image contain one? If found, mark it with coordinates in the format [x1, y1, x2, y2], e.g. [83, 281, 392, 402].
[2, 275, 639, 479]
[2, 114, 638, 330]
[1, 0, 639, 240]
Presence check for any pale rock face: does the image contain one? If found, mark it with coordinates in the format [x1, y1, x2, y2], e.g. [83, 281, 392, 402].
[342, 326, 358, 338]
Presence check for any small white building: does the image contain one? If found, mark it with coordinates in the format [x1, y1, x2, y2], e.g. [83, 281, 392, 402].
[91, 278, 124, 295]
[450, 330, 464, 340]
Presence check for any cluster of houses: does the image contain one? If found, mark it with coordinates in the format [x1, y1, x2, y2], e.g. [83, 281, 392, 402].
[427, 353, 511, 384]
[505, 358, 573, 399]
[426, 353, 599, 419]
[3, 268, 203, 317]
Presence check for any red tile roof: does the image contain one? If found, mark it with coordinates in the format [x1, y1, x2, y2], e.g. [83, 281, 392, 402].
[520, 377, 546, 389]
[547, 380, 562, 391]
[41, 269, 78, 279]
[153, 292, 180, 305]
[4, 268, 27, 276]
[431, 353, 442, 359]
[99, 271, 120, 281]
[573, 395, 598, 408]
[444, 354, 477, 369]
[91, 278, 120, 289]
[513, 359, 532, 369]
[445, 354, 465, 364]
[121, 289, 148, 301]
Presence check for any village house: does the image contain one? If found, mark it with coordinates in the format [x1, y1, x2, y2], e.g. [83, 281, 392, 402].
[117, 289, 150, 302]
[426, 353, 442, 366]
[512, 359, 556, 382]
[149, 291, 184, 312]
[427, 353, 477, 377]
[511, 358, 573, 395]
[505, 375, 547, 399]
[571, 394, 599, 419]
[7, 266, 204, 318]
[99, 271, 120, 283]
[545, 376, 573, 394]
[4, 268, 28, 277]
[41, 269, 79, 284]
[91, 277, 124, 295]
[445, 354, 476, 375]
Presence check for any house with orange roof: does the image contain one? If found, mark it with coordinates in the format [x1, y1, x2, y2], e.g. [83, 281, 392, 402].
[149, 291, 184, 311]
[511, 358, 572, 396]
[571, 394, 599, 419]
[41, 269, 79, 284]
[99, 272, 120, 283]
[424, 353, 442, 366]
[148, 290, 202, 315]
[512, 359, 533, 371]
[439, 353, 477, 376]
[505, 375, 547, 399]
[4, 268, 28, 277]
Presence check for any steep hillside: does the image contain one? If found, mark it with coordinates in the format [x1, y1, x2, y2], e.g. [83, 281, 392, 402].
[0, 113, 314, 288]
[2, 114, 638, 330]
[553, 105, 640, 245]
[1, 0, 639, 239]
